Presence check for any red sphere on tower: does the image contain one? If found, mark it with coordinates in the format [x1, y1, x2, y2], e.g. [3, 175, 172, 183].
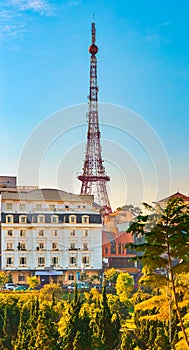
[88, 43, 98, 55]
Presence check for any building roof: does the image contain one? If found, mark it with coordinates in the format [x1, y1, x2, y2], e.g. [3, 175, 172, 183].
[158, 191, 189, 203]
[102, 230, 133, 245]
[1, 188, 94, 203]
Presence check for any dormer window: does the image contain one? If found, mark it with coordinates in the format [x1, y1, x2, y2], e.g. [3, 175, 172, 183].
[69, 215, 76, 224]
[6, 215, 13, 224]
[51, 215, 58, 223]
[19, 215, 27, 224]
[82, 215, 89, 224]
[38, 215, 45, 224]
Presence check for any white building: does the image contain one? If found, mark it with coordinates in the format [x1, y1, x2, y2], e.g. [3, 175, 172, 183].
[0, 188, 102, 285]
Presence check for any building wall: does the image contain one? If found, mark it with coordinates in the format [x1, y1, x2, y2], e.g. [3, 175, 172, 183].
[0, 189, 102, 285]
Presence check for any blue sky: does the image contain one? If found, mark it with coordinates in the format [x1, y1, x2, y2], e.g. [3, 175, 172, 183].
[1, 0, 189, 210]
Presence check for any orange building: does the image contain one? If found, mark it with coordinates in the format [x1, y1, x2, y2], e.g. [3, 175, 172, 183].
[102, 209, 141, 282]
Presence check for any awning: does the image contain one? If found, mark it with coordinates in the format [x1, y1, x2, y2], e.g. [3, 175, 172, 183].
[35, 271, 63, 276]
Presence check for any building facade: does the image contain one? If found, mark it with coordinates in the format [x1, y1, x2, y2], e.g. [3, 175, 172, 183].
[0, 188, 102, 285]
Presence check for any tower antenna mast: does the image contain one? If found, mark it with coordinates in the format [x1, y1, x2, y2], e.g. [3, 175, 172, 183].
[78, 22, 112, 215]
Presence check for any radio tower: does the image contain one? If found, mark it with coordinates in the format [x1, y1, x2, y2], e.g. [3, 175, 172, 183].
[78, 21, 112, 215]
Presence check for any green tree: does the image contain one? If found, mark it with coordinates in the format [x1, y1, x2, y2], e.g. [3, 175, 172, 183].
[104, 268, 120, 286]
[14, 297, 40, 350]
[34, 306, 59, 349]
[0, 272, 9, 290]
[27, 276, 39, 289]
[59, 285, 84, 350]
[92, 283, 120, 350]
[120, 330, 136, 350]
[1, 305, 12, 350]
[73, 311, 92, 350]
[127, 197, 189, 348]
[116, 272, 134, 303]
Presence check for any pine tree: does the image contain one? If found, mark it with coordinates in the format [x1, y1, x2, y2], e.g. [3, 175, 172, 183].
[14, 297, 40, 350]
[61, 285, 84, 350]
[127, 197, 189, 348]
[92, 283, 120, 350]
[34, 307, 59, 350]
[120, 330, 136, 350]
[1, 305, 11, 350]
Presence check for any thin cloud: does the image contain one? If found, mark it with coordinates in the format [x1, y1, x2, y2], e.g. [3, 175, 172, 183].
[68, 1, 80, 6]
[10, 0, 53, 15]
[0, 0, 54, 43]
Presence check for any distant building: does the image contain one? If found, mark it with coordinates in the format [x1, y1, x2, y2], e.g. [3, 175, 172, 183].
[0, 188, 102, 285]
[103, 209, 140, 283]
[157, 191, 189, 206]
[0, 176, 17, 193]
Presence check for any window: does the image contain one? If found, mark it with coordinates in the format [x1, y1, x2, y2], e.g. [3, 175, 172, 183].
[83, 230, 88, 237]
[70, 242, 76, 250]
[82, 256, 90, 265]
[70, 229, 76, 236]
[17, 242, 26, 250]
[6, 242, 13, 251]
[51, 215, 58, 223]
[38, 229, 44, 237]
[39, 242, 44, 250]
[52, 257, 58, 265]
[118, 244, 121, 255]
[6, 203, 12, 210]
[82, 215, 89, 224]
[110, 243, 116, 255]
[69, 256, 76, 265]
[19, 257, 27, 265]
[38, 257, 45, 266]
[36, 204, 42, 210]
[20, 203, 25, 211]
[19, 215, 27, 224]
[105, 247, 108, 254]
[20, 229, 26, 237]
[38, 215, 45, 223]
[52, 242, 58, 250]
[18, 274, 26, 282]
[7, 229, 13, 236]
[6, 257, 13, 266]
[52, 229, 58, 237]
[68, 274, 74, 281]
[69, 215, 76, 224]
[83, 243, 88, 250]
[6, 215, 13, 223]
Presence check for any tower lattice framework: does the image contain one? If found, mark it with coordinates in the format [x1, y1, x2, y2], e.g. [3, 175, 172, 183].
[78, 22, 112, 215]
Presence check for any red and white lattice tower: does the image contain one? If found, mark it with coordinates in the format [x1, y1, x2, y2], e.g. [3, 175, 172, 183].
[78, 22, 112, 215]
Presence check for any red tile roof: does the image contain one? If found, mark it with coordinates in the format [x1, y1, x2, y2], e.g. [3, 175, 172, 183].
[102, 231, 133, 245]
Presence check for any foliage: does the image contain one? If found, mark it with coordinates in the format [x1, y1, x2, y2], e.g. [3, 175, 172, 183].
[0, 271, 9, 290]
[116, 204, 141, 217]
[27, 276, 39, 289]
[116, 272, 134, 303]
[91, 284, 121, 349]
[127, 197, 189, 348]
[39, 283, 63, 302]
[104, 268, 120, 285]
